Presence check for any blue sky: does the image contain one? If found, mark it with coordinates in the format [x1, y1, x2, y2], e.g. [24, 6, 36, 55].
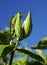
[0, 0, 47, 53]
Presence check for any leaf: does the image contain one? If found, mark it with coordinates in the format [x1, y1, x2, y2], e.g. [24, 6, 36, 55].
[0, 30, 7, 42]
[16, 48, 44, 62]
[12, 60, 43, 65]
[0, 45, 15, 57]
[46, 55, 47, 64]
[1, 45, 15, 57]
[31, 37, 47, 49]
[31, 45, 47, 49]
[38, 37, 47, 46]
[30, 49, 47, 64]
[26, 61, 43, 65]
[0, 30, 10, 45]
[0, 45, 8, 57]
[36, 50, 47, 64]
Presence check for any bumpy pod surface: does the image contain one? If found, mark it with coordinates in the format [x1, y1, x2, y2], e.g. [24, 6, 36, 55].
[10, 13, 18, 39]
[22, 11, 32, 38]
[15, 12, 23, 40]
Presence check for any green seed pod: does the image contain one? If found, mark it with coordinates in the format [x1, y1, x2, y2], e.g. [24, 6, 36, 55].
[15, 12, 23, 40]
[10, 14, 17, 39]
[22, 11, 32, 38]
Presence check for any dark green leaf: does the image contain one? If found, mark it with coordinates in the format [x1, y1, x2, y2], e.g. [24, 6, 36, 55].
[0, 45, 8, 57]
[1, 45, 15, 57]
[38, 37, 47, 46]
[31, 45, 47, 49]
[26, 61, 43, 65]
[0, 30, 10, 45]
[0, 31, 7, 42]
[31, 37, 47, 49]
[16, 48, 44, 62]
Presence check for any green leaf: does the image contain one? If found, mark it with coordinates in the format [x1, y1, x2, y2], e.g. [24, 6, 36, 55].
[36, 50, 47, 64]
[0, 45, 8, 57]
[38, 37, 47, 46]
[0, 30, 7, 42]
[26, 61, 43, 65]
[0, 45, 15, 57]
[12, 60, 43, 65]
[36, 49, 45, 58]
[1, 45, 15, 57]
[31, 37, 47, 49]
[0, 30, 10, 45]
[31, 45, 47, 49]
[46, 55, 47, 64]
[16, 48, 44, 63]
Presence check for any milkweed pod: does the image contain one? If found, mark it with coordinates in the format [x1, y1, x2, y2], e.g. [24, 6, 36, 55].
[10, 13, 18, 27]
[10, 14, 17, 38]
[22, 11, 32, 38]
[15, 12, 23, 40]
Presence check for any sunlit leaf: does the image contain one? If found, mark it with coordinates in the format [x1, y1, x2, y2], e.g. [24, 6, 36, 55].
[36, 50, 47, 64]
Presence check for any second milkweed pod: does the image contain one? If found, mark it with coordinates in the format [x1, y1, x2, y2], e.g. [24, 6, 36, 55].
[22, 11, 32, 38]
[15, 12, 24, 40]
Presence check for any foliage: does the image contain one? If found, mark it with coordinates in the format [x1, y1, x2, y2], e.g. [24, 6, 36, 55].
[31, 37, 47, 49]
[0, 11, 47, 65]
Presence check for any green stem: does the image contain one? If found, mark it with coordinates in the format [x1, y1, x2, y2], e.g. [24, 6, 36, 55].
[9, 39, 19, 65]
[10, 20, 19, 65]
[9, 51, 14, 65]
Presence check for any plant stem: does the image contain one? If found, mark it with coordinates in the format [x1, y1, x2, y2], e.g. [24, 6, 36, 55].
[9, 51, 14, 65]
[9, 39, 19, 65]
[10, 21, 19, 65]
